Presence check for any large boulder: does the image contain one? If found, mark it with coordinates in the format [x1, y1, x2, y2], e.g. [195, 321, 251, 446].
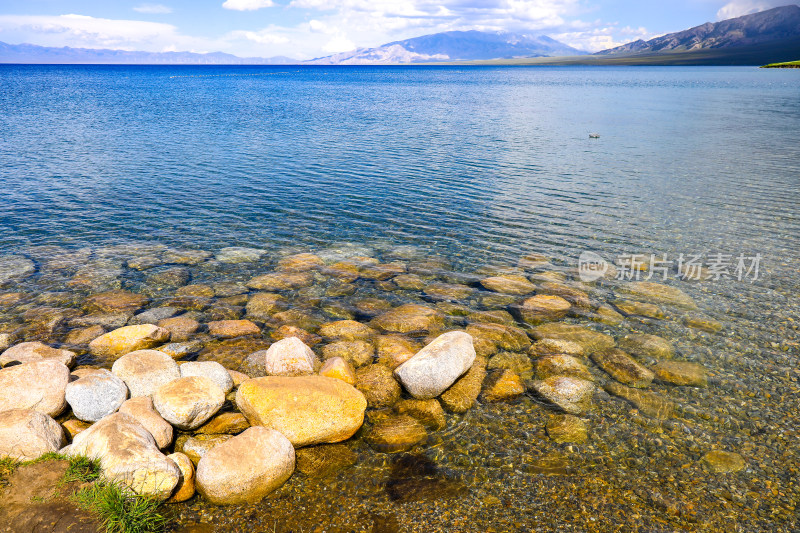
[153, 376, 225, 430]
[0, 360, 70, 417]
[89, 324, 171, 359]
[65, 369, 129, 422]
[264, 337, 319, 376]
[118, 396, 173, 449]
[394, 331, 476, 400]
[196, 427, 295, 505]
[0, 341, 76, 368]
[111, 350, 180, 397]
[0, 409, 65, 461]
[236, 375, 367, 447]
[179, 361, 234, 394]
[66, 412, 180, 500]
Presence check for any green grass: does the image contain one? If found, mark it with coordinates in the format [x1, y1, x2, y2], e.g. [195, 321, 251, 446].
[761, 60, 800, 68]
[74, 481, 170, 533]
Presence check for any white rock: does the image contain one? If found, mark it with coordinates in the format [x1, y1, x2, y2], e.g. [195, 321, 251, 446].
[394, 331, 476, 399]
[215, 247, 264, 264]
[66, 412, 180, 500]
[264, 337, 319, 376]
[179, 361, 234, 394]
[0, 409, 65, 461]
[0, 341, 76, 368]
[0, 360, 70, 417]
[118, 396, 173, 449]
[153, 376, 225, 430]
[196, 427, 295, 505]
[111, 350, 180, 397]
[65, 369, 128, 422]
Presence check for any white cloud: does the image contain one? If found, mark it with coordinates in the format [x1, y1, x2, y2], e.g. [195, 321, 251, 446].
[553, 23, 652, 52]
[716, 0, 791, 20]
[133, 4, 173, 14]
[222, 0, 275, 11]
[228, 28, 290, 44]
[322, 34, 356, 53]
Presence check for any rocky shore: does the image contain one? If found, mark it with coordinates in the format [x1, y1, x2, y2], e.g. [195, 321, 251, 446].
[0, 243, 766, 529]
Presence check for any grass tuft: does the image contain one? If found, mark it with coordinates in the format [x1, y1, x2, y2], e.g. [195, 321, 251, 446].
[74, 481, 169, 533]
[63, 455, 101, 483]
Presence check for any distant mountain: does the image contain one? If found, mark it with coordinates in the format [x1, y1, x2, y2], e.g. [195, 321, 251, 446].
[598, 4, 800, 55]
[309, 30, 587, 64]
[0, 41, 296, 65]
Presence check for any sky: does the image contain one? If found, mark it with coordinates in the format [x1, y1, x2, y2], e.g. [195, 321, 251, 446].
[0, 0, 796, 59]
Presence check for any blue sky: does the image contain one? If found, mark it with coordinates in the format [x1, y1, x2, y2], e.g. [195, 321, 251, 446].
[0, 0, 795, 59]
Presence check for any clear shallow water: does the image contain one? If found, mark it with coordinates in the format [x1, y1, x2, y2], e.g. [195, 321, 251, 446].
[0, 65, 799, 531]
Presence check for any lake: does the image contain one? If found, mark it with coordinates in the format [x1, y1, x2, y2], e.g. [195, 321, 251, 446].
[0, 64, 798, 531]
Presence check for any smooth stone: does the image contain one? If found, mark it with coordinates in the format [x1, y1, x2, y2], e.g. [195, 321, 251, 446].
[394, 331, 476, 400]
[118, 396, 173, 449]
[246, 272, 313, 291]
[487, 351, 533, 380]
[236, 375, 367, 447]
[227, 369, 250, 386]
[153, 376, 225, 430]
[0, 360, 70, 417]
[157, 316, 200, 342]
[0, 409, 65, 461]
[533, 354, 593, 381]
[365, 415, 427, 453]
[370, 304, 444, 335]
[479, 274, 536, 295]
[66, 412, 180, 500]
[530, 323, 615, 354]
[0, 255, 35, 285]
[467, 310, 516, 326]
[163, 248, 212, 265]
[159, 340, 204, 360]
[439, 356, 487, 413]
[652, 360, 708, 387]
[465, 322, 531, 352]
[591, 349, 654, 388]
[613, 299, 664, 319]
[62, 418, 92, 441]
[245, 292, 286, 320]
[318, 320, 377, 341]
[517, 295, 571, 324]
[359, 262, 406, 281]
[65, 369, 129, 422]
[618, 334, 674, 359]
[89, 324, 171, 360]
[529, 338, 587, 358]
[546, 414, 588, 443]
[375, 335, 420, 369]
[682, 315, 723, 333]
[321, 340, 374, 368]
[295, 444, 357, 477]
[146, 267, 190, 288]
[216, 247, 264, 263]
[423, 282, 473, 301]
[276, 253, 324, 272]
[481, 369, 525, 402]
[181, 434, 234, 466]
[166, 452, 195, 503]
[85, 290, 148, 314]
[175, 283, 215, 298]
[394, 398, 446, 430]
[0, 332, 12, 351]
[270, 324, 321, 346]
[319, 357, 356, 385]
[536, 282, 591, 307]
[196, 427, 295, 505]
[700, 450, 745, 473]
[0, 341, 76, 368]
[264, 337, 320, 376]
[604, 381, 674, 419]
[617, 281, 697, 309]
[355, 364, 401, 408]
[207, 319, 260, 338]
[195, 412, 250, 435]
[531, 376, 594, 415]
[111, 349, 181, 398]
[70, 312, 131, 330]
[129, 307, 179, 325]
[64, 325, 105, 345]
[179, 361, 234, 393]
[591, 304, 625, 326]
[393, 274, 426, 290]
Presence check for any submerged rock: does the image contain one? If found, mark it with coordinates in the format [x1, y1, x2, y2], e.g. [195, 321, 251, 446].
[591, 349, 654, 388]
[85, 290, 148, 314]
[246, 272, 313, 291]
[319, 357, 356, 385]
[479, 274, 536, 295]
[355, 364, 401, 408]
[196, 427, 295, 505]
[394, 331, 476, 400]
[375, 335, 420, 369]
[295, 443, 357, 477]
[546, 414, 588, 444]
[481, 369, 525, 402]
[245, 292, 286, 320]
[321, 340, 374, 368]
[612, 299, 664, 319]
[236, 375, 367, 447]
[0, 255, 35, 285]
[700, 450, 745, 473]
[531, 323, 614, 354]
[370, 304, 444, 335]
[533, 354, 593, 381]
[617, 281, 697, 309]
[365, 415, 427, 453]
[439, 356, 487, 413]
[0, 409, 65, 461]
[487, 351, 533, 380]
[466, 322, 531, 352]
[618, 334, 674, 360]
[207, 319, 260, 339]
[394, 398, 446, 430]
[604, 382, 674, 419]
[517, 295, 571, 324]
[156, 316, 200, 342]
[216, 247, 264, 264]
[195, 412, 250, 435]
[66, 412, 180, 500]
[318, 319, 376, 341]
[531, 375, 594, 415]
[652, 360, 707, 387]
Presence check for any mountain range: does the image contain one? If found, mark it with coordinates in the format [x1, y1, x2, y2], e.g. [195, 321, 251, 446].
[0, 5, 798, 65]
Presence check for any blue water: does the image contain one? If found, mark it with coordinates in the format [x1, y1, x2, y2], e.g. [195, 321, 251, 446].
[1, 65, 798, 268]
